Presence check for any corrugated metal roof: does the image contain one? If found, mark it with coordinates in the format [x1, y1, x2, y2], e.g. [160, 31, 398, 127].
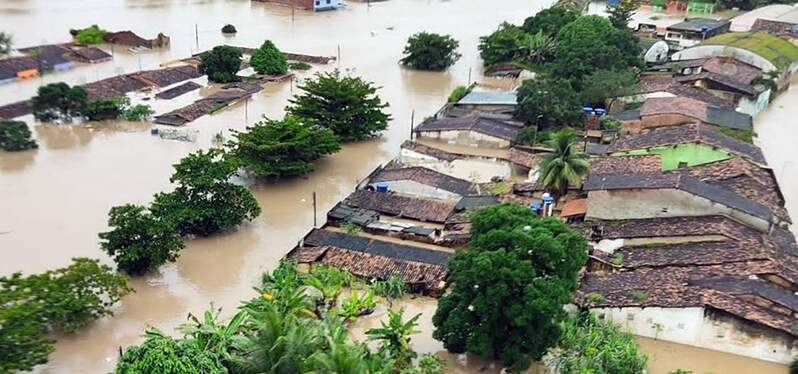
[457, 91, 517, 106]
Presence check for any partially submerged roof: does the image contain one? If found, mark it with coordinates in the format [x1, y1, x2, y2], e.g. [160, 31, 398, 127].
[607, 124, 765, 163]
[637, 76, 736, 108]
[703, 31, 798, 70]
[372, 167, 474, 196]
[301, 228, 451, 266]
[560, 198, 588, 217]
[155, 81, 202, 100]
[640, 96, 752, 130]
[345, 190, 456, 223]
[400, 141, 459, 162]
[506, 147, 540, 169]
[414, 114, 521, 142]
[584, 172, 775, 222]
[456, 91, 517, 106]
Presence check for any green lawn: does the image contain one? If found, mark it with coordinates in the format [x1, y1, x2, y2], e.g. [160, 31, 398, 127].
[704, 32, 798, 70]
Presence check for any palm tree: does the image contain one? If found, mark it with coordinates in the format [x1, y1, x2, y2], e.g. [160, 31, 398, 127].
[366, 309, 420, 369]
[537, 129, 589, 197]
[0, 32, 11, 55]
[521, 31, 557, 65]
[177, 305, 247, 363]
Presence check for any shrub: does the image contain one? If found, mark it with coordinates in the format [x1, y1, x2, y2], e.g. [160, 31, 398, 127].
[221, 24, 237, 34]
[371, 276, 407, 299]
[82, 97, 126, 121]
[342, 222, 362, 234]
[630, 291, 649, 302]
[447, 85, 471, 103]
[585, 292, 605, 304]
[123, 104, 155, 121]
[250, 40, 289, 76]
[31, 82, 88, 121]
[790, 357, 798, 374]
[0, 121, 38, 151]
[400, 32, 461, 71]
[199, 45, 242, 83]
[75, 25, 107, 45]
[289, 61, 312, 71]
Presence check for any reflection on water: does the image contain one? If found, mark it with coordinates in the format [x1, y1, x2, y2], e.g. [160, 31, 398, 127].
[637, 336, 788, 374]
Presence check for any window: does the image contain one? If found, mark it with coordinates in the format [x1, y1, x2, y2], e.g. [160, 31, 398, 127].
[326, 0, 330, 3]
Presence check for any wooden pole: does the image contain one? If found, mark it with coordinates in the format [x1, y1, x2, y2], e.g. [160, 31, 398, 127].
[468, 66, 472, 85]
[245, 99, 248, 124]
[337, 44, 341, 68]
[292, 4, 295, 23]
[312, 191, 317, 227]
[410, 109, 415, 140]
[195, 24, 199, 50]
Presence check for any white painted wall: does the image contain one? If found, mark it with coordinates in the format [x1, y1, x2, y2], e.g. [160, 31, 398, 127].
[592, 306, 798, 364]
[738, 89, 772, 117]
[618, 91, 676, 104]
[374, 180, 462, 201]
[586, 189, 771, 232]
[417, 130, 511, 149]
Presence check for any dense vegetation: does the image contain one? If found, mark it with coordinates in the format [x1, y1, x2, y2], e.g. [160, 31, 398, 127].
[115, 261, 445, 373]
[32, 82, 89, 121]
[226, 116, 340, 179]
[447, 85, 472, 103]
[0, 121, 38, 151]
[400, 32, 461, 71]
[0, 32, 11, 55]
[222, 24, 238, 34]
[200, 45, 243, 83]
[74, 25, 107, 45]
[550, 313, 648, 374]
[151, 149, 261, 237]
[250, 40, 289, 76]
[0, 258, 131, 372]
[287, 70, 391, 142]
[433, 204, 588, 371]
[537, 129, 590, 196]
[516, 77, 582, 127]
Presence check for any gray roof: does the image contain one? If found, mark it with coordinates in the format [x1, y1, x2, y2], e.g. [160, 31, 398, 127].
[372, 167, 474, 196]
[415, 114, 521, 141]
[706, 106, 753, 130]
[584, 172, 774, 222]
[668, 18, 730, 32]
[457, 91, 517, 106]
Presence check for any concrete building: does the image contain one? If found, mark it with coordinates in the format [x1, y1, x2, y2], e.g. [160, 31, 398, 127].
[253, 0, 342, 11]
[729, 4, 798, 32]
[413, 113, 522, 149]
[367, 166, 474, 200]
[665, 18, 731, 48]
[617, 96, 752, 133]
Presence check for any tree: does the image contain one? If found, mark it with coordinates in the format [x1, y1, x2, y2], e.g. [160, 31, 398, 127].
[519, 31, 557, 65]
[1, 258, 132, 372]
[0, 121, 37, 151]
[0, 32, 12, 55]
[116, 330, 228, 374]
[478, 22, 525, 66]
[286, 70, 391, 142]
[608, 0, 641, 29]
[400, 32, 461, 71]
[791, 357, 798, 374]
[522, 7, 579, 36]
[367, 309, 420, 370]
[75, 25, 106, 45]
[31, 82, 88, 121]
[177, 307, 247, 367]
[580, 69, 638, 106]
[82, 96, 126, 121]
[200, 45, 243, 83]
[99, 204, 185, 275]
[150, 149, 261, 236]
[549, 15, 641, 88]
[226, 116, 340, 179]
[123, 104, 155, 121]
[537, 129, 589, 196]
[447, 85, 472, 103]
[550, 313, 648, 374]
[432, 204, 587, 372]
[250, 40, 288, 76]
[516, 77, 582, 127]
[222, 24, 237, 34]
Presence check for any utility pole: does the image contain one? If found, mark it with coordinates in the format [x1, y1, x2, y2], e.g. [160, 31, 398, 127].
[312, 192, 318, 227]
[337, 44, 341, 68]
[468, 66, 472, 85]
[245, 98, 249, 124]
[410, 109, 415, 140]
[292, 4, 295, 23]
[195, 24, 199, 51]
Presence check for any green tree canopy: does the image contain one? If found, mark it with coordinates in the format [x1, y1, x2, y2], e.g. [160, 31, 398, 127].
[400, 32, 461, 71]
[82, 96, 127, 121]
[286, 70, 391, 142]
[0, 258, 132, 372]
[580, 69, 638, 106]
[250, 40, 288, 76]
[200, 45, 243, 83]
[432, 204, 588, 372]
[522, 7, 579, 36]
[31, 82, 88, 121]
[550, 313, 648, 374]
[75, 25, 106, 45]
[478, 22, 525, 67]
[151, 149, 260, 237]
[0, 32, 12, 55]
[537, 129, 589, 196]
[549, 15, 641, 88]
[608, 0, 641, 29]
[116, 330, 228, 374]
[226, 116, 340, 179]
[99, 204, 185, 275]
[516, 77, 582, 127]
[0, 121, 37, 151]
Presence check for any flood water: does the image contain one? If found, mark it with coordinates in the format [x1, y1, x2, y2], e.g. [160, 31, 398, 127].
[0, 1, 794, 373]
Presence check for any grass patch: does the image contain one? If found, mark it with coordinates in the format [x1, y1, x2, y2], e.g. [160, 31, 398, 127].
[630, 291, 649, 302]
[718, 127, 755, 143]
[585, 292, 605, 304]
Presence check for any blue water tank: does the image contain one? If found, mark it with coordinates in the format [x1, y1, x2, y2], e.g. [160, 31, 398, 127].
[595, 108, 606, 117]
[607, 0, 620, 6]
[582, 106, 594, 115]
[150, 128, 159, 135]
[375, 182, 389, 193]
[530, 203, 542, 214]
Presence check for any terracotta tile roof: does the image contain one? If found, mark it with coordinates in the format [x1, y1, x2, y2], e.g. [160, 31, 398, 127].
[640, 96, 708, 120]
[607, 124, 765, 163]
[589, 155, 661, 174]
[0, 100, 33, 120]
[675, 72, 757, 95]
[638, 76, 734, 107]
[345, 190, 455, 223]
[68, 47, 112, 63]
[583, 215, 761, 241]
[372, 166, 474, 196]
[400, 141, 459, 162]
[506, 147, 540, 168]
[155, 81, 202, 100]
[104, 31, 151, 47]
[414, 114, 521, 141]
[83, 75, 150, 101]
[560, 198, 588, 217]
[130, 65, 201, 87]
[512, 181, 544, 193]
[301, 228, 451, 266]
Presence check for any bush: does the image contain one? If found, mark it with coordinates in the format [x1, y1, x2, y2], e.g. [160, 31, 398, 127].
[718, 127, 754, 143]
[250, 40, 289, 76]
[75, 25, 106, 45]
[199, 45, 243, 83]
[99, 204, 185, 275]
[447, 85, 471, 103]
[400, 32, 461, 71]
[221, 24, 237, 34]
[82, 97, 126, 121]
[116, 330, 227, 374]
[0, 121, 37, 151]
[371, 276, 407, 299]
[478, 22, 525, 66]
[516, 77, 582, 127]
[289, 61, 312, 71]
[123, 104, 155, 121]
[31, 82, 88, 121]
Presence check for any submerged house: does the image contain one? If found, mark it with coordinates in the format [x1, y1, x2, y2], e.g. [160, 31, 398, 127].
[413, 113, 522, 148]
[617, 96, 752, 133]
[252, 0, 343, 11]
[368, 166, 474, 200]
[451, 90, 518, 116]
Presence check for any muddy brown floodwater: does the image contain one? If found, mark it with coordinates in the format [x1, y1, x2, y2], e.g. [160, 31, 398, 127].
[0, 1, 794, 373]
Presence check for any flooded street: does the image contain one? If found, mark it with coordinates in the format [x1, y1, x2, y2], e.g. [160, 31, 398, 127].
[0, 1, 795, 373]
